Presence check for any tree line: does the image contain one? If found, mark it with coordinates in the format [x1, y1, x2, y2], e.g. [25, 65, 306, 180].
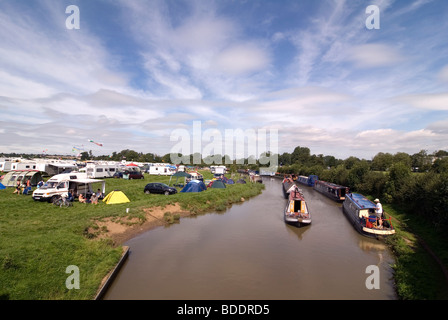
[278, 146, 448, 233]
[3, 146, 447, 231]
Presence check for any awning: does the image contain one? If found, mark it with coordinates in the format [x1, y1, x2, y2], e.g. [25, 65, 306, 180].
[71, 178, 106, 193]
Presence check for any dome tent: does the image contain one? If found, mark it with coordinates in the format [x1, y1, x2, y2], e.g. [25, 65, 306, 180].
[180, 180, 207, 193]
[208, 180, 226, 189]
[102, 190, 130, 204]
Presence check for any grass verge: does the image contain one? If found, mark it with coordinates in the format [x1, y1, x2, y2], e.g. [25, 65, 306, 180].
[380, 203, 448, 300]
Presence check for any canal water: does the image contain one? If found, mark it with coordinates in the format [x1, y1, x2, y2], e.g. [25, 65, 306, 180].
[103, 177, 396, 300]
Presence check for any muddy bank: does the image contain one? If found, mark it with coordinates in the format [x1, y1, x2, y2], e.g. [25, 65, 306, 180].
[91, 203, 191, 245]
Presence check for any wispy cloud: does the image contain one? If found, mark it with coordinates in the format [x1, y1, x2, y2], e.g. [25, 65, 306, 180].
[0, 0, 447, 159]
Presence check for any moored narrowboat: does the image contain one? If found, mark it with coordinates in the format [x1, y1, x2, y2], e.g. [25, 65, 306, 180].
[342, 193, 395, 238]
[314, 180, 349, 202]
[297, 175, 318, 187]
[284, 185, 311, 227]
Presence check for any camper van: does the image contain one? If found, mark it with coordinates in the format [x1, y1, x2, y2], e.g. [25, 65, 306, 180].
[32, 172, 105, 202]
[85, 163, 121, 179]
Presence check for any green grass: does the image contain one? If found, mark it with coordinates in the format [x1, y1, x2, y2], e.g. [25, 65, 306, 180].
[378, 203, 448, 300]
[0, 171, 264, 300]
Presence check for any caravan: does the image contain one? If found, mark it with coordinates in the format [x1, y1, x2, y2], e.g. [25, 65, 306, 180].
[32, 172, 105, 202]
[147, 163, 175, 175]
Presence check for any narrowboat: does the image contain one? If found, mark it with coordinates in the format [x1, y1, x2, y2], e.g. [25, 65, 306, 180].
[282, 176, 296, 199]
[297, 175, 318, 187]
[313, 180, 349, 202]
[342, 193, 395, 238]
[284, 185, 311, 227]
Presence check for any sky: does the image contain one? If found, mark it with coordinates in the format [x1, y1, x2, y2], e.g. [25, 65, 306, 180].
[1, 0, 448, 161]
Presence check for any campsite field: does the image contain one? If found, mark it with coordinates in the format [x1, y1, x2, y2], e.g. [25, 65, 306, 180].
[0, 171, 264, 300]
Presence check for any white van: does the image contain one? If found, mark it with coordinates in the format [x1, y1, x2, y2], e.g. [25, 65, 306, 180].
[32, 172, 106, 202]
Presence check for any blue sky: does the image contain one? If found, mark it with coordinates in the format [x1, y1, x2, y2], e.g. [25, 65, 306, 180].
[1, 0, 447, 160]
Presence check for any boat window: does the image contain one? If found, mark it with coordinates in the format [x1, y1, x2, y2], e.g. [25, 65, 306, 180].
[359, 209, 369, 218]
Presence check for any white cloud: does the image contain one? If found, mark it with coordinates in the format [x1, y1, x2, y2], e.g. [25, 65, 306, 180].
[348, 43, 404, 68]
[212, 43, 270, 76]
[397, 93, 448, 111]
[438, 65, 448, 82]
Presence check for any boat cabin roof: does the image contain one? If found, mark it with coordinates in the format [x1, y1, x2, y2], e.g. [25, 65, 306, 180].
[316, 180, 347, 189]
[347, 193, 376, 209]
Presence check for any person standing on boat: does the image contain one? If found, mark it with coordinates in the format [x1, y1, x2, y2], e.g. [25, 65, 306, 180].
[374, 199, 383, 227]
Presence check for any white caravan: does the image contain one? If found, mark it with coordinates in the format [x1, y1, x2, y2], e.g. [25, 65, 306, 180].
[147, 164, 175, 175]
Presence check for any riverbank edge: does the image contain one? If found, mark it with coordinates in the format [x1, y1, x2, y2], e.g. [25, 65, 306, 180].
[92, 182, 265, 300]
[94, 246, 129, 300]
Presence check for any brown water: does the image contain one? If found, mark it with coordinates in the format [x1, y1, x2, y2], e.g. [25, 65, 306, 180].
[103, 177, 396, 300]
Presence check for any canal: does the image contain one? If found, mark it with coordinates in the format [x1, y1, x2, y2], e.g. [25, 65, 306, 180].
[103, 177, 396, 300]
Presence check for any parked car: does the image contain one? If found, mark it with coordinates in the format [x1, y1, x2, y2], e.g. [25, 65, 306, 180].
[144, 183, 177, 195]
[128, 171, 144, 179]
[113, 170, 144, 179]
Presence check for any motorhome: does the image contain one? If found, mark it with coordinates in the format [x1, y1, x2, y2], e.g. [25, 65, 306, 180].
[188, 171, 204, 182]
[32, 172, 105, 202]
[85, 162, 121, 179]
[211, 165, 227, 175]
[210, 165, 227, 178]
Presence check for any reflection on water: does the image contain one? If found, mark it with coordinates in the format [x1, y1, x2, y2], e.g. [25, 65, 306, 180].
[103, 177, 396, 300]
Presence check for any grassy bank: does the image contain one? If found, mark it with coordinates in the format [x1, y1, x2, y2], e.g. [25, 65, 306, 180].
[0, 171, 264, 300]
[379, 203, 448, 300]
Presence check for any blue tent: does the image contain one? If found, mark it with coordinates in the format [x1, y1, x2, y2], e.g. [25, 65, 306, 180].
[226, 179, 235, 184]
[0, 182, 5, 190]
[180, 180, 207, 193]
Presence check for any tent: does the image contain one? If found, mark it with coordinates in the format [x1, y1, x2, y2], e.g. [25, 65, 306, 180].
[0, 182, 5, 190]
[1, 170, 43, 187]
[102, 190, 130, 204]
[208, 180, 226, 189]
[169, 171, 192, 187]
[226, 179, 235, 184]
[180, 180, 207, 193]
[126, 163, 138, 167]
[236, 179, 246, 184]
